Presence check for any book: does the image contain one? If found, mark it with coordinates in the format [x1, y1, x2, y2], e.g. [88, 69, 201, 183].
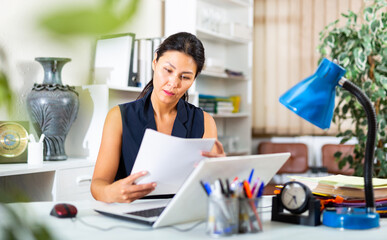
[199, 94, 235, 114]
[291, 175, 387, 200]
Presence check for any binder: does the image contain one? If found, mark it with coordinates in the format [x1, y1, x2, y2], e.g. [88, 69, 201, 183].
[93, 33, 136, 87]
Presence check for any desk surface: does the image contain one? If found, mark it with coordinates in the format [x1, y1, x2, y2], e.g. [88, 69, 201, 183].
[5, 196, 387, 240]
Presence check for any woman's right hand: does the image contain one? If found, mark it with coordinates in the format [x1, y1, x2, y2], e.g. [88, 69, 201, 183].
[105, 171, 157, 203]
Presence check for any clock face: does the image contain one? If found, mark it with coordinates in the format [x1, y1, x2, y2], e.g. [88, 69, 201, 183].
[280, 181, 310, 214]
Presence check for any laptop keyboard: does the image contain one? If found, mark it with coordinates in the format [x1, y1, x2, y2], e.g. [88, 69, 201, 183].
[126, 207, 166, 218]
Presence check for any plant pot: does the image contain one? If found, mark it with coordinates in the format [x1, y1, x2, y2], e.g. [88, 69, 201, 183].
[27, 57, 79, 161]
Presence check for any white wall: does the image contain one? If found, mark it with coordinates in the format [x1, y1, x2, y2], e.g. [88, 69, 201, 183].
[0, 0, 163, 120]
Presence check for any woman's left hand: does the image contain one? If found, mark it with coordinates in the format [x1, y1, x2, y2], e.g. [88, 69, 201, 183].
[201, 140, 226, 158]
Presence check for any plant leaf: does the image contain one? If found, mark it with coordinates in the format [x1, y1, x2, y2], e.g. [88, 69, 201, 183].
[38, 0, 140, 36]
[39, 9, 121, 35]
[334, 151, 342, 158]
[381, 75, 387, 90]
[370, 19, 381, 33]
[344, 40, 356, 51]
[363, 80, 372, 90]
[364, 6, 375, 22]
[325, 35, 336, 48]
[338, 53, 350, 67]
[0, 71, 13, 112]
[376, 65, 387, 74]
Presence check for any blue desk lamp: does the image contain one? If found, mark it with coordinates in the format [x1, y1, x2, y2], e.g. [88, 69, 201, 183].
[279, 58, 379, 229]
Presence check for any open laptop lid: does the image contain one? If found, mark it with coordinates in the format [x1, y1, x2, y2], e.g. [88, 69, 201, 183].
[94, 153, 290, 227]
[154, 153, 290, 228]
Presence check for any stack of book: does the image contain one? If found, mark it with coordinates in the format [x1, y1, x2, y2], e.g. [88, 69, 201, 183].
[289, 175, 387, 216]
[199, 94, 235, 114]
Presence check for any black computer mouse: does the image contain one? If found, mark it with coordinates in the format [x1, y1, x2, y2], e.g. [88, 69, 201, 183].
[50, 203, 78, 218]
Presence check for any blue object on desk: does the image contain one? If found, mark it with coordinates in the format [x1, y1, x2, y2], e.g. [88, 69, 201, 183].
[323, 208, 380, 229]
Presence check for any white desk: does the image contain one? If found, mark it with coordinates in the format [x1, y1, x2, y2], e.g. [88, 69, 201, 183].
[5, 196, 387, 240]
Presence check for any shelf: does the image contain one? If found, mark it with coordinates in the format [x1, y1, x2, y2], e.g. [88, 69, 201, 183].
[203, 0, 252, 8]
[210, 112, 250, 118]
[0, 158, 94, 177]
[200, 71, 247, 81]
[196, 27, 250, 44]
[108, 85, 143, 92]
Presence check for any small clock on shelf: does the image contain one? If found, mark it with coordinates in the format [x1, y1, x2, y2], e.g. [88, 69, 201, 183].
[0, 121, 29, 163]
[271, 181, 321, 226]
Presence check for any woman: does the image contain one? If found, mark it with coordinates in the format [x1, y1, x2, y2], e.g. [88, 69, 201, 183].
[91, 32, 225, 203]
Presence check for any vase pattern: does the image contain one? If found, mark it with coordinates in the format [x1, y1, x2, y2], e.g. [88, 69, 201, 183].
[27, 57, 79, 161]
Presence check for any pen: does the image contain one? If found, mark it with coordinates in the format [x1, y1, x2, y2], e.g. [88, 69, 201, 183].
[200, 180, 212, 195]
[217, 179, 225, 195]
[243, 180, 253, 199]
[29, 134, 36, 142]
[248, 169, 254, 184]
[39, 133, 45, 143]
[200, 180, 209, 196]
[225, 178, 232, 197]
[257, 182, 265, 198]
[251, 178, 260, 196]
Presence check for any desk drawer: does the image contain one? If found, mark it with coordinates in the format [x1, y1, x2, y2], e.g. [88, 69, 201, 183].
[55, 166, 94, 200]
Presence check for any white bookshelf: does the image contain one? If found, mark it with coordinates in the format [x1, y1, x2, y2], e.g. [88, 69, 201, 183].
[165, 0, 253, 155]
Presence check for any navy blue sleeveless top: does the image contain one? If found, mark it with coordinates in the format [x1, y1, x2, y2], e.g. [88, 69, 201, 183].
[115, 89, 204, 181]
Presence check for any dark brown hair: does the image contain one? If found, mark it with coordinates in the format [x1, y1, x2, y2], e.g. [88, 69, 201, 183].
[137, 32, 205, 100]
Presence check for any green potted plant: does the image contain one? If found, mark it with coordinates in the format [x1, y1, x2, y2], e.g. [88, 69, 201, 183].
[318, 0, 386, 177]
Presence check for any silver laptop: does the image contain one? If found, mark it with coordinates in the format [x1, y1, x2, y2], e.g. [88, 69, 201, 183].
[94, 153, 290, 228]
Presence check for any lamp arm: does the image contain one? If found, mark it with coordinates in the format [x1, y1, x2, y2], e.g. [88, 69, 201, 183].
[339, 78, 377, 211]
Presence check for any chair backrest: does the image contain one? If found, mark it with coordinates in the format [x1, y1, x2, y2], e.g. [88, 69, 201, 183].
[321, 144, 355, 175]
[257, 142, 308, 174]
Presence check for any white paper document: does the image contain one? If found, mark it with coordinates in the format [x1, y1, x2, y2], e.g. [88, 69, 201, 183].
[131, 129, 215, 195]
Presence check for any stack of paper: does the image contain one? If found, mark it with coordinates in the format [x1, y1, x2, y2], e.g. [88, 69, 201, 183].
[131, 129, 215, 196]
[291, 175, 387, 200]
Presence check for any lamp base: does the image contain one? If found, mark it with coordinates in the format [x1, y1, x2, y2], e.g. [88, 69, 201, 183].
[323, 207, 379, 230]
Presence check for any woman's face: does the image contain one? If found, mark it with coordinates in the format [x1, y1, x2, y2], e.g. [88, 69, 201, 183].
[152, 50, 197, 105]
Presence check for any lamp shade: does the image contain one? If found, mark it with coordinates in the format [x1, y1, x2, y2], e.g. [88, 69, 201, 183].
[279, 58, 346, 130]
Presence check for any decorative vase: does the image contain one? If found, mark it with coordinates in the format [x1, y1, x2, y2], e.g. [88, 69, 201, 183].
[27, 57, 79, 161]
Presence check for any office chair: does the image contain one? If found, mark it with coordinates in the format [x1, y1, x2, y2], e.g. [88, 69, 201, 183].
[258, 142, 309, 194]
[321, 144, 355, 175]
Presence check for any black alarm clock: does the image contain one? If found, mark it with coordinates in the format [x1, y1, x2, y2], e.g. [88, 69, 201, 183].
[279, 181, 311, 214]
[271, 181, 321, 226]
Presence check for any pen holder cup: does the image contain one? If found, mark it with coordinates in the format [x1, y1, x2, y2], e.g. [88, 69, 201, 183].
[206, 195, 239, 237]
[28, 142, 44, 165]
[238, 197, 263, 233]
